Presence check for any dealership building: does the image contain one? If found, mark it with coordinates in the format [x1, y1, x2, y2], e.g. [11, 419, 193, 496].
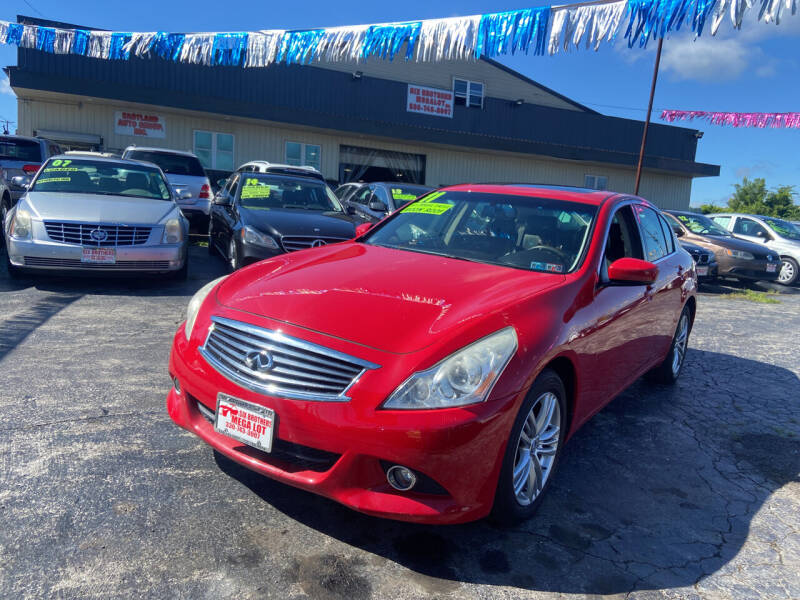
[5, 16, 719, 209]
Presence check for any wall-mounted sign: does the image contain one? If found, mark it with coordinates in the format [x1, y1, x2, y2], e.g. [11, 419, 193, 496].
[407, 85, 453, 118]
[114, 111, 166, 138]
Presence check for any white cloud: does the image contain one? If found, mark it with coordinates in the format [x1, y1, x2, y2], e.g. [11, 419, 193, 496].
[661, 36, 752, 82]
[0, 75, 13, 97]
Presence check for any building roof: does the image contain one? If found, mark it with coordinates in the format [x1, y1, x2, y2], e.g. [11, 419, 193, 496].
[7, 15, 719, 179]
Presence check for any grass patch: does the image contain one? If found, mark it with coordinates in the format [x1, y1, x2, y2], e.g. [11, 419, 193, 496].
[725, 289, 780, 304]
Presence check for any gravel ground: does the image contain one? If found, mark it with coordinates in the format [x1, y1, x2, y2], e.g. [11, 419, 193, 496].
[1, 244, 798, 600]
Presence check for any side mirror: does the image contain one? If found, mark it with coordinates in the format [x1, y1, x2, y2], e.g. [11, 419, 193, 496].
[215, 192, 232, 206]
[345, 205, 357, 215]
[11, 175, 31, 189]
[673, 228, 684, 238]
[607, 258, 658, 285]
[368, 200, 388, 213]
[355, 222, 372, 237]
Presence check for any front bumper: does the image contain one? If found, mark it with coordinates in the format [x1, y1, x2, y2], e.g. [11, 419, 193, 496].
[7, 236, 186, 272]
[717, 255, 779, 281]
[167, 322, 521, 524]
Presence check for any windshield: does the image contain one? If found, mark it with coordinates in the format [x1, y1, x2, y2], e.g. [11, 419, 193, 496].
[0, 137, 42, 162]
[673, 213, 731, 236]
[31, 158, 172, 200]
[364, 191, 597, 273]
[238, 175, 342, 212]
[762, 216, 800, 240]
[387, 185, 434, 209]
[125, 150, 205, 177]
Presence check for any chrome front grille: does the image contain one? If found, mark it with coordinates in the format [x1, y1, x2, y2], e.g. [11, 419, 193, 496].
[44, 221, 152, 246]
[24, 257, 171, 270]
[200, 317, 379, 401]
[280, 236, 349, 253]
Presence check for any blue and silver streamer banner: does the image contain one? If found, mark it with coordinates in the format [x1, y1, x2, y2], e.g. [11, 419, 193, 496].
[0, 0, 796, 67]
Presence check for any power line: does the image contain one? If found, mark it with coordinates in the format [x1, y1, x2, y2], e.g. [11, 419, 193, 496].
[21, 0, 46, 18]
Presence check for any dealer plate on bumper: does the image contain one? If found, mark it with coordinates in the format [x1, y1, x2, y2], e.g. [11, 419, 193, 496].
[214, 393, 275, 453]
[696, 266, 709, 277]
[766, 263, 777, 273]
[82, 247, 116, 263]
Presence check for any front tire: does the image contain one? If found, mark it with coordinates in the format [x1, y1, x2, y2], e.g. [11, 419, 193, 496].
[491, 369, 567, 525]
[778, 257, 798, 286]
[228, 238, 240, 272]
[647, 306, 691, 384]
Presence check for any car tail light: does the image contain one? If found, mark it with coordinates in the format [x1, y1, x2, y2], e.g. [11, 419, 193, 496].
[199, 184, 211, 199]
[22, 164, 41, 174]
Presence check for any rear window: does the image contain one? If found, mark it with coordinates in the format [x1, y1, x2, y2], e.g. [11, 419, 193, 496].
[125, 150, 205, 177]
[0, 137, 42, 162]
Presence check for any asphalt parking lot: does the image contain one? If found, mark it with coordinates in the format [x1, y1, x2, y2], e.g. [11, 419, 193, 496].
[1, 244, 798, 600]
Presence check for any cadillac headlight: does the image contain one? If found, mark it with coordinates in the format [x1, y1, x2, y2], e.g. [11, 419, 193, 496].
[10, 208, 32, 239]
[383, 327, 518, 409]
[162, 218, 184, 244]
[185, 276, 226, 340]
[242, 226, 278, 249]
[726, 249, 754, 260]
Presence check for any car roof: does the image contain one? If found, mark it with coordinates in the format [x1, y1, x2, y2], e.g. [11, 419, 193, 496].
[441, 183, 617, 206]
[0, 134, 46, 143]
[124, 146, 198, 158]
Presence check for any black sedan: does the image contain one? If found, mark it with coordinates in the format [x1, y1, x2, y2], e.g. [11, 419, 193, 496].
[679, 240, 718, 281]
[342, 182, 434, 223]
[208, 172, 355, 270]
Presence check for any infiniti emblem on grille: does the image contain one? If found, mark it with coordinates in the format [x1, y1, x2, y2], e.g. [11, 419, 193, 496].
[90, 228, 108, 242]
[311, 239, 326, 248]
[245, 349, 275, 372]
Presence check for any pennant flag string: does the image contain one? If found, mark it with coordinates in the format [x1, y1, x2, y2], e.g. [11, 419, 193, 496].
[0, 0, 796, 68]
[661, 110, 800, 128]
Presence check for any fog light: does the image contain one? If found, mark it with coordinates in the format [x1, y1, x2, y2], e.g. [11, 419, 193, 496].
[173, 377, 181, 394]
[386, 465, 417, 491]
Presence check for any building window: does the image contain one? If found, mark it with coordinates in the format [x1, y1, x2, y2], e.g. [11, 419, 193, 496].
[585, 175, 608, 190]
[194, 131, 234, 171]
[453, 79, 484, 108]
[286, 142, 321, 171]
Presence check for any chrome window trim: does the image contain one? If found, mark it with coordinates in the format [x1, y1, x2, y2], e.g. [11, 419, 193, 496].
[199, 316, 380, 402]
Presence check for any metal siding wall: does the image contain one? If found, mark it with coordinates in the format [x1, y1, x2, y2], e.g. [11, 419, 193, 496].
[17, 95, 691, 209]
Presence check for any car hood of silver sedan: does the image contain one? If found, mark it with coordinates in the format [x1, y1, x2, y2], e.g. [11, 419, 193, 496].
[23, 191, 177, 224]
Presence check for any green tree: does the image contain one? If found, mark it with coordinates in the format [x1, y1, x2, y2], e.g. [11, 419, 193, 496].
[696, 178, 799, 220]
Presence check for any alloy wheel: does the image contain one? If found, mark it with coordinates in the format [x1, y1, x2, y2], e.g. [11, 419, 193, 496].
[229, 239, 238, 271]
[512, 391, 561, 506]
[778, 259, 795, 284]
[672, 314, 689, 376]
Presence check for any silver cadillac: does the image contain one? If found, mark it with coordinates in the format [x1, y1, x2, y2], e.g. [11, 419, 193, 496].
[4, 155, 189, 278]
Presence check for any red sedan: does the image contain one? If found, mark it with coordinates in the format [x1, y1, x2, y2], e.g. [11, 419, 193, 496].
[167, 184, 696, 524]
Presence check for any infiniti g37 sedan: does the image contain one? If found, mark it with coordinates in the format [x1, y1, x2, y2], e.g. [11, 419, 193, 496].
[4, 156, 189, 278]
[167, 184, 697, 524]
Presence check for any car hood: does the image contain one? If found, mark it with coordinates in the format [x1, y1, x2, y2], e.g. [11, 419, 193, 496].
[240, 207, 355, 238]
[216, 242, 563, 354]
[694, 233, 769, 253]
[24, 191, 176, 224]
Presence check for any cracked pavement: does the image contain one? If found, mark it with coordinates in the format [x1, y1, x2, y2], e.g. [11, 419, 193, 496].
[0, 245, 798, 599]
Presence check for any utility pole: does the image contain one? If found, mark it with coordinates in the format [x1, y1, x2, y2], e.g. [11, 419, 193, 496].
[634, 37, 664, 196]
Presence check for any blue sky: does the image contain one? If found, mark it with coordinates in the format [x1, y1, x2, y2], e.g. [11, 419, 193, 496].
[1, 1, 798, 206]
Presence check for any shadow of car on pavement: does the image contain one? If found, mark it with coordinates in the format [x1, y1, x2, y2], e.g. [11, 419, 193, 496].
[213, 348, 799, 596]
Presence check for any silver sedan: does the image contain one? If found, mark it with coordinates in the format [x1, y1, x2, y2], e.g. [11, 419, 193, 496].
[4, 155, 189, 278]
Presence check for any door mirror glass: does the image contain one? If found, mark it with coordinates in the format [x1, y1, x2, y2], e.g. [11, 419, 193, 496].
[368, 199, 388, 213]
[607, 258, 658, 284]
[215, 192, 232, 206]
[355, 222, 373, 237]
[11, 175, 31, 189]
[673, 227, 684, 237]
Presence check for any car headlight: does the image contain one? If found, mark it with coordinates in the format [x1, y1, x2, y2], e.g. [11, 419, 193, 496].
[162, 218, 184, 244]
[242, 225, 279, 249]
[382, 327, 518, 410]
[726, 249, 754, 260]
[185, 276, 226, 340]
[10, 208, 32, 239]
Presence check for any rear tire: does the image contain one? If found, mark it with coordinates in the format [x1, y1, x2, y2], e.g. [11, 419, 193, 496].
[490, 369, 567, 525]
[646, 306, 692, 384]
[778, 257, 798, 286]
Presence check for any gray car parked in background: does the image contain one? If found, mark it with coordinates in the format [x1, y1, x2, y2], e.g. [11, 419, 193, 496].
[0, 134, 62, 217]
[709, 213, 800, 285]
[122, 147, 213, 226]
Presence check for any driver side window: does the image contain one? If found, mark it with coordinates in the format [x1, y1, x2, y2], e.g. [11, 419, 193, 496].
[603, 205, 643, 278]
[733, 217, 769, 238]
[226, 175, 240, 200]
